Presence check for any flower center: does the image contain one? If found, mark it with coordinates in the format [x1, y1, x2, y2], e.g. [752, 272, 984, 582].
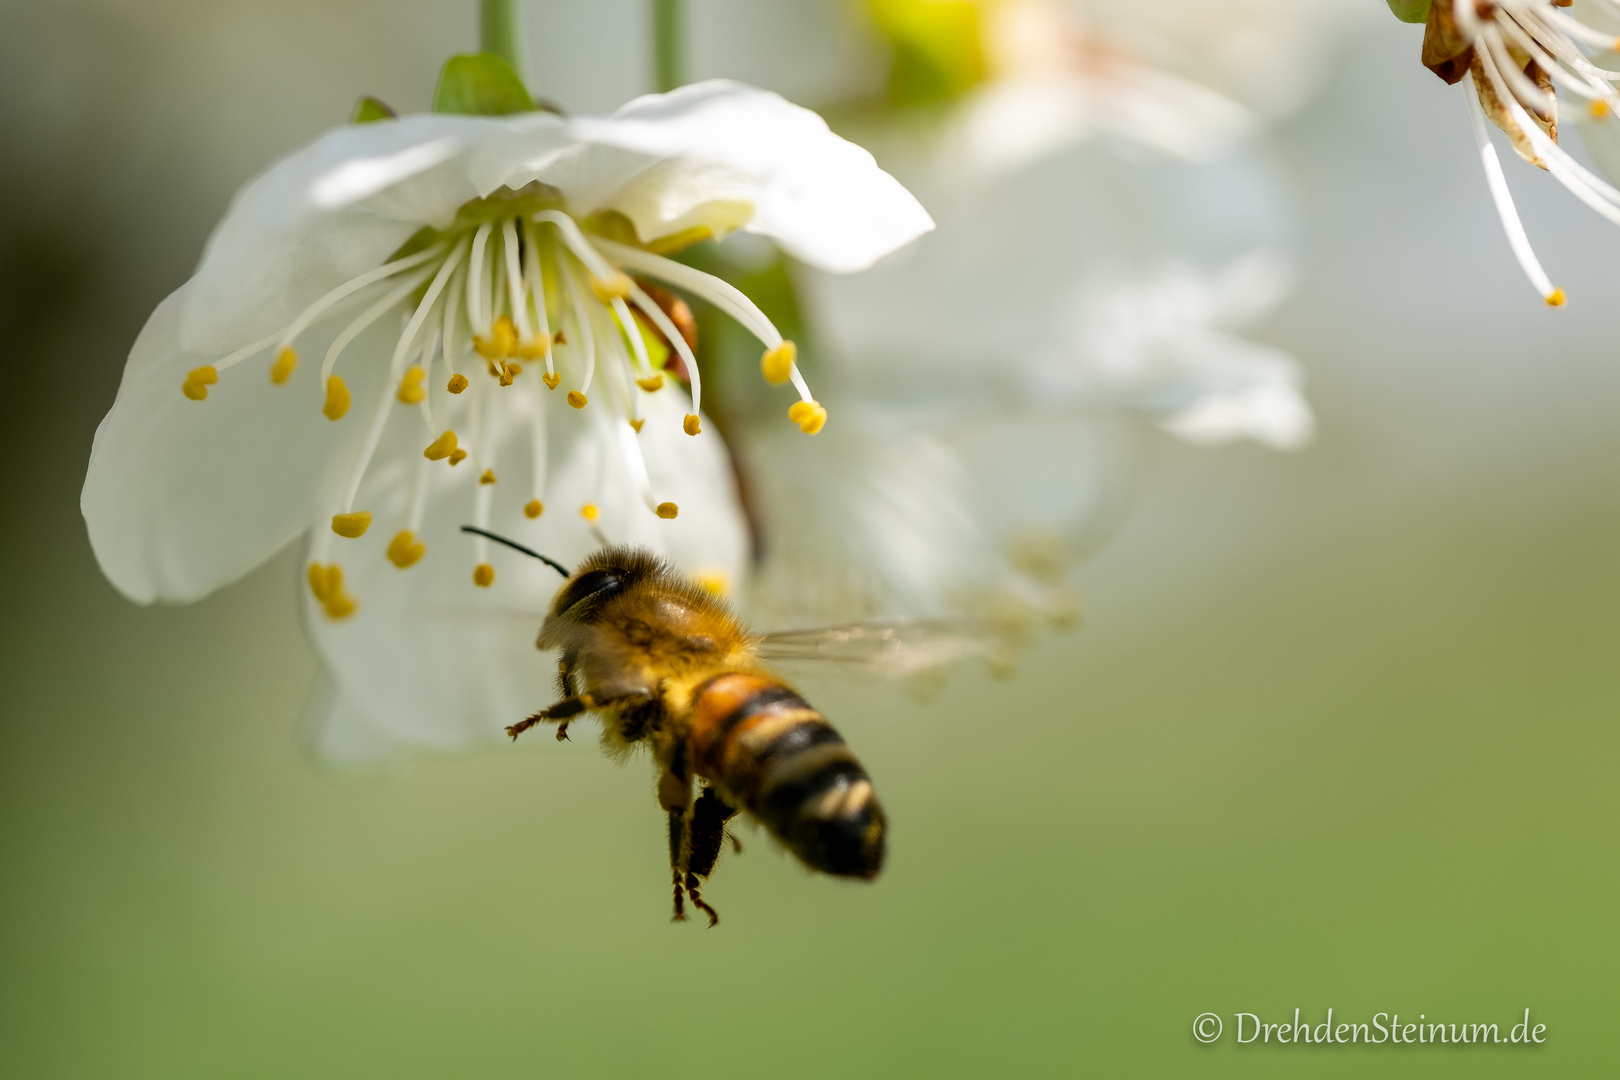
[183, 190, 824, 618]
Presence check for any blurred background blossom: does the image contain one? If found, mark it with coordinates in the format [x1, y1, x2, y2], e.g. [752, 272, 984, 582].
[3, 2, 1619, 1077]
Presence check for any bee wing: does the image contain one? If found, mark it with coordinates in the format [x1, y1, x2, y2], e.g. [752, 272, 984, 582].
[756, 618, 1007, 681]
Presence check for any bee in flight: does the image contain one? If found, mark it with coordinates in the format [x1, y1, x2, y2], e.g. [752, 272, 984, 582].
[463, 526, 1000, 926]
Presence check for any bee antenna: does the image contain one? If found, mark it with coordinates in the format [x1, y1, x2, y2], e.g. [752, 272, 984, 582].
[459, 526, 571, 578]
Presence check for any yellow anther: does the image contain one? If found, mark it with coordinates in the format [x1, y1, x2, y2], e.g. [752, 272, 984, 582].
[480, 469, 497, 485]
[788, 399, 827, 435]
[692, 569, 730, 596]
[507, 361, 522, 376]
[270, 347, 297, 385]
[323, 375, 352, 421]
[1592, 99, 1612, 119]
[473, 334, 500, 360]
[567, 390, 588, 409]
[517, 339, 548, 360]
[494, 315, 519, 357]
[656, 502, 679, 519]
[542, 372, 562, 390]
[307, 563, 357, 619]
[1546, 287, 1567, 307]
[447, 373, 469, 394]
[590, 271, 634, 302]
[683, 414, 701, 436]
[524, 499, 544, 519]
[448, 448, 468, 466]
[307, 562, 339, 602]
[629, 418, 645, 433]
[581, 503, 600, 522]
[386, 530, 426, 568]
[182, 365, 218, 400]
[761, 341, 796, 385]
[424, 430, 458, 460]
[636, 374, 665, 392]
[553, 329, 567, 345]
[495, 361, 517, 387]
[397, 365, 426, 404]
[331, 511, 372, 538]
[473, 563, 496, 587]
[323, 593, 357, 619]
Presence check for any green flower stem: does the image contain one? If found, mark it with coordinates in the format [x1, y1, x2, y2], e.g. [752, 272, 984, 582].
[481, 0, 527, 85]
[652, 0, 685, 92]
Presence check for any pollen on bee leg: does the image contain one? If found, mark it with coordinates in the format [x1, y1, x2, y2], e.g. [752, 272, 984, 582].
[270, 348, 297, 385]
[181, 365, 218, 400]
[590, 271, 633, 302]
[636, 374, 665, 392]
[656, 502, 678, 519]
[331, 511, 372, 538]
[447, 373, 469, 394]
[397, 365, 426, 404]
[473, 563, 495, 587]
[480, 469, 497, 485]
[567, 390, 588, 409]
[581, 503, 600, 522]
[386, 530, 426, 568]
[424, 430, 458, 460]
[761, 341, 796, 385]
[683, 414, 701, 436]
[524, 499, 544, 518]
[787, 400, 827, 434]
[323, 375, 352, 420]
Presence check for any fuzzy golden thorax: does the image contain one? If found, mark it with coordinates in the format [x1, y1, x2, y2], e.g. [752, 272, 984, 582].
[536, 547, 761, 737]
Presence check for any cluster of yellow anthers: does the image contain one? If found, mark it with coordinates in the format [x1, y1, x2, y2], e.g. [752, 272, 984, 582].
[180, 197, 823, 617]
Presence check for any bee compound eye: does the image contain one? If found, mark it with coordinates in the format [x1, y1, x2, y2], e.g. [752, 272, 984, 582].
[554, 569, 624, 614]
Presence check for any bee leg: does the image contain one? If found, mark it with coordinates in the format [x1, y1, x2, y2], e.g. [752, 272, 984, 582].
[555, 722, 570, 742]
[666, 807, 687, 923]
[727, 833, 744, 855]
[555, 653, 577, 699]
[659, 758, 694, 923]
[506, 695, 590, 740]
[684, 787, 737, 927]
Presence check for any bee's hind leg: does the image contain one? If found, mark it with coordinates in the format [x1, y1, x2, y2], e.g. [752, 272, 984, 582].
[683, 787, 738, 927]
[506, 695, 589, 740]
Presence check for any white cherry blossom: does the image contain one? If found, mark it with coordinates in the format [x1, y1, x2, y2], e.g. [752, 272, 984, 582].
[81, 78, 932, 760]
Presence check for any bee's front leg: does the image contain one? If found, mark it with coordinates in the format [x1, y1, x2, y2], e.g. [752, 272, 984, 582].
[506, 694, 592, 740]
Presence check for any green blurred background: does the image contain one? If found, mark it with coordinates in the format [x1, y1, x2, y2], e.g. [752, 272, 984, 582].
[2, 2, 1617, 1076]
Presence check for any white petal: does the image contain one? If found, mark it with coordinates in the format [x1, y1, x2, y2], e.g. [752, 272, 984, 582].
[80, 282, 394, 603]
[1160, 382, 1316, 450]
[303, 382, 747, 761]
[564, 81, 934, 272]
[181, 115, 509, 355]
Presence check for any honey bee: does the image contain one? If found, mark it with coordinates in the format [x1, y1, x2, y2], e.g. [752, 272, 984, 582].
[463, 527, 1001, 926]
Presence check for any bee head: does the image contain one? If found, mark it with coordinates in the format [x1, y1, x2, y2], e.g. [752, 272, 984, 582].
[546, 546, 671, 623]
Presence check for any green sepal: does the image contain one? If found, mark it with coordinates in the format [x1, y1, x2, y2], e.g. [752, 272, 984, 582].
[433, 52, 535, 116]
[1386, 0, 1431, 23]
[350, 96, 397, 124]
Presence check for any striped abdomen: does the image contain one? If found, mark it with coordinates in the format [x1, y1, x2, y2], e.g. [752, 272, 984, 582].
[689, 673, 885, 879]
